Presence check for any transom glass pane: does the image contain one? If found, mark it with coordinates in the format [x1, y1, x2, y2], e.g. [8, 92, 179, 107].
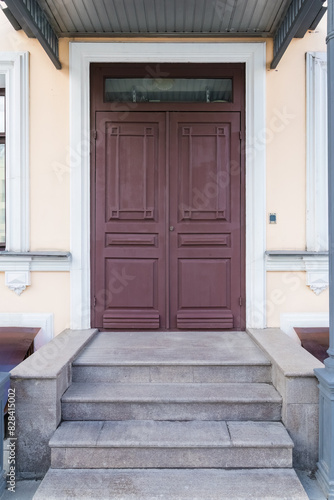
[105, 78, 232, 103]
[0, 144, 5, 245]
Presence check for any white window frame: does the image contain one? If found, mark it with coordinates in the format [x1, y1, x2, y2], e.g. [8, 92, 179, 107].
[69, 42, 267, 330]
[0, 51, 29, 252]
[306, 51, 328, 252]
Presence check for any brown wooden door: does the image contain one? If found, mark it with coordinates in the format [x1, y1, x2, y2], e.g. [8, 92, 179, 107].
[169, 112, 242, 329]
[93, 112, 167, 329]
[92, 111, 244, 330]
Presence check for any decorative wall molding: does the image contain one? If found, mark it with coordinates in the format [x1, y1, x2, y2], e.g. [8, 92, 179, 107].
[266, 251, 329, 295]
[266, 251, 328, 271]
[0, 252, 71, 272]
[304, 255, 329, 295]
[306, 52, 328, 252]
[307, 280, 328, 296]
[0, 313, 54, 350]
[0, 252, 71, 292]
[280, 312, 329, 343]
[5, 270, 30, 295]
[266, 253, 307, 271]
[0, 52, 29, 252]
[69, 41, 267, 329]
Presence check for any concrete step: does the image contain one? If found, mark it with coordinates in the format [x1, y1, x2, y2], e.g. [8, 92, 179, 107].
[72, 363, 271, 384]
[61, 382, 282, 421]
[72, 331, 272, 384]
[33, 468, 308, 499]
[50, 420, 293, 469]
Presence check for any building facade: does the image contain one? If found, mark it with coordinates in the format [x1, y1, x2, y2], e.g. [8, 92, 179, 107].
[0, 3, 329, 341]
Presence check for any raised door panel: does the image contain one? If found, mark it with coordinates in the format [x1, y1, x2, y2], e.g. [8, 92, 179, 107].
[178, 124, 230, 221]
[169, 112, 242, 330]
[106, 123, 156, 220]
[93, 112, 166, 329]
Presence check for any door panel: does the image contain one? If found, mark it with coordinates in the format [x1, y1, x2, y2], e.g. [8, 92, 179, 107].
[169, 112, 241, 330]
[94, 112, 166, 329]
[93, 111, 243, 330]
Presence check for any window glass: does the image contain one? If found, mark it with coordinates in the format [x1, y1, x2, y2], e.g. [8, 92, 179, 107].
[105, 78, 232, 103]
[0, 143, 5, 246]
[0, 89, 5, 247]
[0, 95, 4, 133]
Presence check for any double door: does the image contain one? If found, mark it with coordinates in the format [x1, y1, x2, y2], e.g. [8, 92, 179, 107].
[92, 110, 244, 330]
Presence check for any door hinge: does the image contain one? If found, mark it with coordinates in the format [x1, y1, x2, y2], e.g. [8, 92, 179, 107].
[94, 296, 97, 307]
[93, 130, 97, 140]
[239, 131, 242, 141]
[239, 297, 242, 306]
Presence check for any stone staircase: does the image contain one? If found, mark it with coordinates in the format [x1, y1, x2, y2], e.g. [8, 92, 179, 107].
[34, 331, 308, 499]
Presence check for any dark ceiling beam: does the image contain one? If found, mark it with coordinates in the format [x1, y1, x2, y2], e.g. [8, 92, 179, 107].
[271, 0, 326, 69]
[3, 0, 61, 69]
[1, 6, 23, 32]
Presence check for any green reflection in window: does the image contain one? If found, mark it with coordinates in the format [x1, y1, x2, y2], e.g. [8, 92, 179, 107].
[105, 78, 232, 103]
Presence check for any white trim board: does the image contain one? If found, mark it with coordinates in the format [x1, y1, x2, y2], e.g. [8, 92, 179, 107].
[69, 42, 267, 330]
[306, 52, 328, 252]
[266, 253, 329, 295]
[0, 253, 71, 295]
[280, 312, 329, 343]
[0, 313, 54, 350]
[0, 254, 71, 272]
[266, 253, 328, 271]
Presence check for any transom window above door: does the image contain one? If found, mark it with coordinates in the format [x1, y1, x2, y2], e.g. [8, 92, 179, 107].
[104, 78, 233, 103]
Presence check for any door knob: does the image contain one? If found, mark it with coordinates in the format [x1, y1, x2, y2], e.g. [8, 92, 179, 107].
[169, 226, 174, 231]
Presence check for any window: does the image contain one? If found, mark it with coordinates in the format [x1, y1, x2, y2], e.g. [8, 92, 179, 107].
[0, 87, 5, 247]
[104, 78, 233, 103]
[0, 52, 29, 253]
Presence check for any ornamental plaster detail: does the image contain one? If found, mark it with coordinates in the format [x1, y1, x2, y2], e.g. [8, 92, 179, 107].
[266, 253, 329, 295]
[304, 256, 328, 295]
[308, 282, 328, 295]
[5, 270, 30, 295]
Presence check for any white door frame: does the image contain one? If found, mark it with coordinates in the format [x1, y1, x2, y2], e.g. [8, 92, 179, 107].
[69, 41, 267, 330]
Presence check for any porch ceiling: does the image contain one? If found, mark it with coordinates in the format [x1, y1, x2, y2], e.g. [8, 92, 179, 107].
[37, 0, 292, 37]
[1, 0, 327, 69]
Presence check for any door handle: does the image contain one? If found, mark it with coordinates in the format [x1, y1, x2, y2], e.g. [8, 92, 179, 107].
[169, 226, 174, 231]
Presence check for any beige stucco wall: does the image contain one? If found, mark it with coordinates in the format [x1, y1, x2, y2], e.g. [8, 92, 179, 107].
[266, 17, 327, 250]
[0, 12, 70, 250]
[0, 11, 71, 336]
[0, 9, 329, 334]
[0, 272, 70, 334]
[266, 272, 329, 327]
[266, 16, 329, 326]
